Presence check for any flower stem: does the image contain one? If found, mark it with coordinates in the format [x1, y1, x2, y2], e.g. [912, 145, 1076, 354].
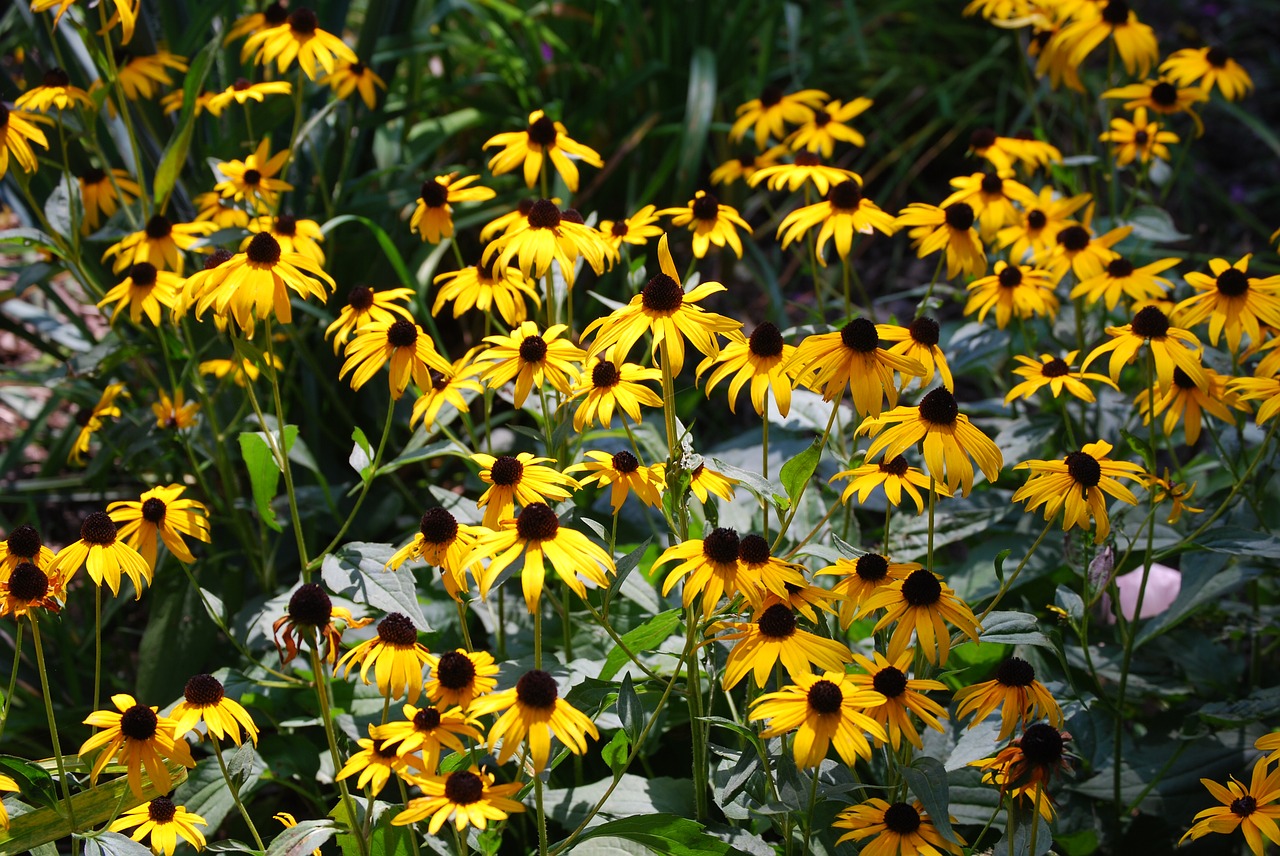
[534, 770, 550, 856]
[264, 321, 311, 571]
[308, 642, 369, 856]
[801, 766, 821, 855]
[770, 399, 842, 553]
[212, 739, 266, 850]
[93, 585, 102, 712]
[0, 621, 23, 744]
[762, 398, 770, 538]
[30, 617, 79, 838]
[684, 608, 710, 821]
[976, 516, 1057, 623]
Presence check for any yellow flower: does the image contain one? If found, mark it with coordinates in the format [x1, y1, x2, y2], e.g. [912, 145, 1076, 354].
[159, 88, 216, 117]
[964, 261, 1059, 329]
[33, 0, 138, 42]
[1013, 440, 1147, 543]
[1036, 214, 1131, 283]
[206, 78, 292, 115]
[272, 582, 372, 666]
[941, 171, 1037, 240]
[484, 109, 603, 192]
[243, 7, 358, 80]
[570, 356, 663, 431]
[709, 146, 787, 186]
[467, 668, 600, 773]
[411, 174, 496, 243]
[336, 726, 421, 796]
[1176, 254, 1280, 353]
[481, 199, 609, 289]
[102, 214, 216, 275]
[785, 98, 873, 156]
[49, 511, 151, 597]
[972, 723, 1073, 796]
[470, 453, 579, 530]
[880, 317, 953, 391]
[968, 127, 1063, 175]
[829, 458, 945, 516]
[372, 703, 482, 773]
[1137, 364, 1247, 446]
[729, 86, 828, 149]
[198, 354, 283, 387]
[97, 262, 183, 326]
[189, 232, 335, 334]
[392, 768, 525, 834]
[1181, 759, 1280, 856]
[325, 285, 413, 354]
[698, 323, 798, 416]
[214, 139, 294, 211]
[655, 527, 759, 619]
[688, 463, 738, 504]
[1082, 305, 1205, 390]
[226, 2, 289, 44]
[833, 798, 964, 855]
[860, 568, 981, 664]
[1052, 1, 1159, 78]
[152, 388, 200, 430]
[777, 180, 897, 263]
[246, 213, 325, 265]
[566, 450, 665, 513]
[995, 186, 1090, 262]
[0, 560, 67, 619]
[386, 508, 484, 602]
[194, 191, 251, 229]
[69, 382, 128, 465]
[0, 524, 57, 580]
[658, 190, 753, 258]
[424, 649, 499, 711]
[15, 67, 94, 112]
[747, 152, 861, 196]
[479, 320, 583, 407]
[79, 167, 141, 234]
[1005, 351, 1116, 404]
[337, 612, 432, 702]
[114, 51, 187, 101]
[1099, 107, 1179, 166]
[817, 552, 921, 628]
[749, 671, 885, 768]
[1102, 78, 1207, 134]
[322, 59, 386, 108]
[433, 260, 540, 327]
[1070, 254, 1178, 311]
[107, 484, 211, 569]
[953, 656, 1063, 741]
[169, 673, 259, 746]
[340, 319, 451, 400]
[784, 318, 924, 415]
[896, 201, 987, 279]
[598, 204, 664, 251]
[1146, 471, 1203, 524]
[715, 599, 852, 689]
[0, 775, 18, 829]
[108, 796, 207, 856]
[410, 353, 485, 434]
[847, 650, 949, 750]
[1161, 46, 1253, 101]
[79, 693, 196, 798]
[1228, 373, 1280, 427]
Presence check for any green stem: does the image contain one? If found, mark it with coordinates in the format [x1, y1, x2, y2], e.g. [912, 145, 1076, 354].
[685, 608, 710, 821]
[30, 617, 78, 839]
[0, 621, 23, 745]
[801, 766, 821, 855]
[177, 562, 301, 683]
[309, 642, 368, 856]
[212, 739, 266, 850]
[916, 255, 945, 321]
[534, 773, 549, 856]
[264, 322, 310, 571]
[762, 399, 770, 538]
[976, 516, 1057, 623]
[770, 399, 843, 552]
[93, 585, 102, 712]
[533, 599, 543, 670]
[926, 477, 936, 574]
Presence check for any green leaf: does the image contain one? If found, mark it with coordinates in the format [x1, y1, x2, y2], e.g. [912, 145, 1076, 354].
[902, 757, 960, 844]
[601, 731, 630, 777]
[563, 813, 734, 855]
[675, 47, 717, 197]
[1198, 686, 1280, 727]
[0, 228, 65, 258]
[237, 427, 298, 532]
[598, 609, 682, 682]
[992, 799, 1053, 856]
[1125, 205, 1189, 244]
[604, 538, 651, 612]
[153, 36, 217, 209]
[82, 832, 153, 856]
[778, 437, 823, 509]
[321, 542, 429, 630]
[993, 548, 1011, 584]
[135, 559, 215, 701]
[617, 674, 644, 744]
[349, 427, 374, 480]
[979, 611, 1054, 649]
[0, 757, 57, 810]
[1054, 585, 1084, 623]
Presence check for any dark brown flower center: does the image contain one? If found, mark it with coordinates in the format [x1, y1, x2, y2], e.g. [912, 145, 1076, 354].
[1133, 130, 1149, 145]
[996, 656, 1035, 688]
[43, 68, 71, 88]
[1172, 367, 1196, 390]
[1026, 209, 1047, 230]
[1020, 723, 1065, 766]
[347, 285, 374, 311]
[1107, 258, 1134, 278]
[183, 673, 226, 706]
[527, 199, 561, 229]
[435, 651, 476, 689]
[489, 455, 524, 486]
[518, 334, 548, 364]
[377, 612, 418, 646]
[1150, 81, 1178, 107]
[420, 180, 449, 208]
[591, 360, 620, 389]
[918, 388, 958, 426]
[1216, 268, 1249, 297]
[793, 152, 821, 167]
[145, 215, 173, 239]
[738, 534, 771, 565]
[233, 78, 252, 91]
[980, 173, 1004, 195]
[691, 192, 720, 222]
[909, 317, 940, 347]
[1056, 225, 1090, 252]
[386, 319, 419, 348]
[429, 370, 449, 391]
[274, 215, 297, 236]
[561, 208, 585, 225]
[610, 221, 629, 237]
[702, 527, 740, 565]
[6, 525, 42, 559]
[970, 127, 997, 149]
[81, 166, 107, 185]
[413, 706, 442, 730]
[840, 318, 880, 353]
[372, 739, 398, 760]
[246, 232, 282, 265]
[749, 322, 784, 358]
[872, 665, 907, 698]
[515, 669, 558, 709]
[349, 61, 366, 76]
[288, 583, 333, 627]
[880, 456, 910, 477]
[1232, 795, 1258, 817]
[1206, 47, 1229, 68]
[204, 248, 235, 270]
[997, 265, 1024, 288]
[120, 704, 159, 741]
[1041, 358, 1070, 378]
[289, 8, 318, 35]
[759, 86, 783, 107]
[855, 554, 889, 582]
[140, 497, 167, 524]
[516, 503, 560, 541]
[807, 679, 843, 714]
[444, 770, 484, 805]
[944, 202, 975, 231]
[1131, 305, 1170, 339]
[756, 604, 797, 639]
[883, 802, 922, 834]
[829, 180, 862, 210]
[901, 569, 942, 606]
[1064, 451, 1102, 488]
[1100, 0, 1130, 25]
[242, 169, 262, 187]
[127, 262, 158, 288]
[611, 450, 640, 474]
[527, 115, 558, 147]
[9, 562, 48, 602]
[419, 508, 458, 545]
[81, 511, 118, 546]
[147, 796, 177, 824]
[641, 273, 684, 312]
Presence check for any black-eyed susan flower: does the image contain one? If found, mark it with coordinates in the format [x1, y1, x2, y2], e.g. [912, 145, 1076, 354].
[16, 67, 93, 112]
[321, 59, 386, 108]
[340, 319, 451, 399]
[247, 214, 325, 265]
[1103, 79, 1207, 132]
[205, 77, 292, 115]
[968, 127, 1063, 175]
[658, 191, 752, 259]
[0, 561, 66, 619]
[567, 450, 665, 513]
[337, 612, 432, 702]
[69, 382, 127, 465]
[941, 171, 1037, 240]
[0, 524, 56, 579]
[829, 458, 944, 516]
[582, 234, 738, 376]
[191, 232, 335, 334]
[1054, 0, 1159, 78]
[152, 388, 200, 430]
[953, 656, 1063, 741]
[1037, 215, 1131, 283]
[818, 553, 919, 629]
[1258, 733, 1280, 765]
[1228, 372, 1280, 427]
[656, 527, 753, 619]
[411, 174, 496, 244]
[860, 568, 981, 664]
[470, 503, 613, 613]
[325, 285, 414, 354]
[880, 317, 953, 391]
[214, 140, 293, 211]
[373, 703, 481, 773]
[1161, 46, 1253, 101]
[1138, 365, 1246, 446]
[159, 88, 216, 117]
[1146, 470, 1203, 524]
[113, 51, 187, 102]
[1181, 760, 1280, 856]
[108, 796, 207, 856]
[97, 262, 183, 326]
[709, 146, 786, 186]
[1005, 352, 1116, 404]
[471, 453, 577, 529]
[716, 599, 852, 689]
[200, 356, 275, 389]
[482, 199, 608, 289]
[479, 321, 583, 407]
[996, 186, 1090, 262]
[244, 7, 357, 79]
[480, 197, 538, 242]
[194, 191, 251, 230]
[848, 650, 948, 750]
[779, 580, 840, 623]
[393, 767, 525, 833]
[689, 463, 738, 504]
[387, 508, 483, 601]
[50, 511, 151, 598]
[785, 318, 924, 416]
[424, 649, 499, 710]
[833, 798, 964, 855]
[0, 774, 18, 828]
[1071, 255, 1178, 311]
[978, 766, 1058, 822]
[777, 180, 897, 263]
[570, 355, 663, 431]
[1176, 255, 1280, 353]
[102, 214, 216, 275]
[973, 723, 1073, 793]
[1100, 107, 1179, 166]
[859, 387, 1003, 497]
[468, 668, 599, 773]
[1013, 440, 1147, 543]
[410, 356, 485, 433]
[896, 201, 987, 279]
[170, 673, 259, 746]
[433, 260, 539, 327]
[964, 261, 1059, 329]
[485, 109, 602, 192]
[747, 152, 861, 196]
[1082, 305, 1205, 389]
[785, 98, 872, 156]
[272, 582, 372, 666]
[737, 533, 808, 601]
[750, 671, 885, 769]
[698, 322, 798, 416]
[226, 2, 290, 44]
[107, 484, 211, 569]
[729, 86, 828, 149]
[337, 727, 421, 796]
[598, 204, 664, 251]
[80, 694, 196, 798]
[79, 167, 140, 234]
